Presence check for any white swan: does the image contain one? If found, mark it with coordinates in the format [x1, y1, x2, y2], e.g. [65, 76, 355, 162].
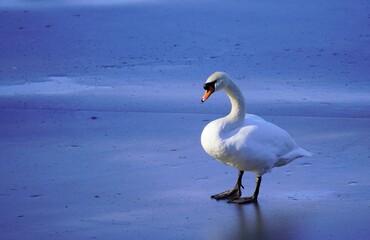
[201, 72, 312, 204]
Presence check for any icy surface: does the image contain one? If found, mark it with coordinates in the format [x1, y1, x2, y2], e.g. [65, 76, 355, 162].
[0, 0, 369, 239]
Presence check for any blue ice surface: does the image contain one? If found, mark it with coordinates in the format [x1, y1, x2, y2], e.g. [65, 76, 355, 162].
[0, 1, 370, 239]
[0, 0, 369, 118]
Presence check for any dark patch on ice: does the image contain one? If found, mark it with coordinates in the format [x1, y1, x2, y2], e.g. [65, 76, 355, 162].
[195, 177, 209, 180]
[29, 194, 42, 198]
[97, 65, 122, 69]
[288, 196, 298, 201]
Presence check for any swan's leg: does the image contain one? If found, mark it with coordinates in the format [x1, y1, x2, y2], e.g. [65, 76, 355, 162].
[228, 176, 262, 204]
[211, 170, 244, 200]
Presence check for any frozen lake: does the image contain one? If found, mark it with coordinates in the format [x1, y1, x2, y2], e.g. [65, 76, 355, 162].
[0, 0, 369, 239]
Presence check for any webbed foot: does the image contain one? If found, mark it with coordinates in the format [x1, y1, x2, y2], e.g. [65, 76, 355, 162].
[228, 196, 257, 204]
[211, 187, 242, 200]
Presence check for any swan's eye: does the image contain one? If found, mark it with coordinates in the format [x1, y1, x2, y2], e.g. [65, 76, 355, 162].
[203, 83, 209, 90]
[203, 81, 216, 90]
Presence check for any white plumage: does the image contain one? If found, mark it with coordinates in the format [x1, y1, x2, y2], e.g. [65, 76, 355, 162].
[201, 72, 312, 204]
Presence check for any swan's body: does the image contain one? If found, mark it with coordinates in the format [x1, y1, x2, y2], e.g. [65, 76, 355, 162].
[201, 113, 310, 175]
[201, 72, 312, 204]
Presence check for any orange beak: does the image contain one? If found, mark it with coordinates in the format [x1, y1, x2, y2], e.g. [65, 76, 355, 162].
[201, 89, 214, 102]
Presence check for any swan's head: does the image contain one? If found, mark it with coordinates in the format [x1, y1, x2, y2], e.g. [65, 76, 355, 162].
[201, 72, 231, 102]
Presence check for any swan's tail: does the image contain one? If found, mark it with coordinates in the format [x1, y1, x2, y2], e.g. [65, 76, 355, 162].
[275, 147, 313, 167]
[296, 147, 314, 157]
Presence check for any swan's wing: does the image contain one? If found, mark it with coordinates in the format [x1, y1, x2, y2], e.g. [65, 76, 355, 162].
[225, 119, 299, 162]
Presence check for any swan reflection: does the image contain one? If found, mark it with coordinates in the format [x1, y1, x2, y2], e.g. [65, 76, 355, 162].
[211, 203, 297, 240]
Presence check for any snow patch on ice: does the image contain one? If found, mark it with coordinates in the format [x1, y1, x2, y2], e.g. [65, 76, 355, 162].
[0, 76, 112, 95]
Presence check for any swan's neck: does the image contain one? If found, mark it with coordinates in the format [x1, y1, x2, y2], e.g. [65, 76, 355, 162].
[201, 79, 246, 158]
[223, 80, 246, 130]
